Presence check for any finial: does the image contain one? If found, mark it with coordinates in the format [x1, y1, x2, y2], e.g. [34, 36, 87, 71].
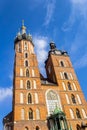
[21, 20, 26, 34]
[22, 20, 24, 26]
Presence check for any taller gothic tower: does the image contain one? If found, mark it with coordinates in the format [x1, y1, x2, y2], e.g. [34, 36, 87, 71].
[12, 22, 48, 130]
[3, 23, 87, 130]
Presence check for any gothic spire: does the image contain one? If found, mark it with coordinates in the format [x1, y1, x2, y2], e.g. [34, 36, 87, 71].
[21, 20, 26, 34]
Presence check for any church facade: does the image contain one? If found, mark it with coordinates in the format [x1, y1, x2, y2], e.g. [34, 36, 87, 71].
[3, 23, 87, 130]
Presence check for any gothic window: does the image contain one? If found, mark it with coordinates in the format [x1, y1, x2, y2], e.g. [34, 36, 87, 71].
[76, 95, 82, 104]
[32, 69, 35, 77]
[36, 109, 40, 119]
[60, 72, 63, 79]
[64, 72, 68, 79]
[71, 94, 76, 104]
[20, 68, 23, 76]
[26, 69, 29, 77]
[82, 109, 87, 118]
[24, 42, 28, 50]
[20, 93, 23, 103]
[27, 80, 30, 89]
[65, 94, 70, 104]
[67, 82, 72, 90]
[35, 93, 38, 104]
[30, 45, 34, 54]
[46, 90, 62, 115]
[20, 80, 23, 88]
[28, 93, 32, 103]
[25, 53, 28, 58]
[73, 83, 77, 91]
[36, 126, 39, 130]
[76, 124, 81, 130]
[62, 82, 66, 90]
[29, 108, 33, 119]
[18, 42, 21, 52]
[21, 108, 25, 120]
[60, 61, 64, 67]
[69, 109, 74, 119]
[25, 127, 28, 130]
[76, 108, 81, 119]
[70, 73, 73, 80]
[25, 60, 28, 67]
[33, 80, 36, 89]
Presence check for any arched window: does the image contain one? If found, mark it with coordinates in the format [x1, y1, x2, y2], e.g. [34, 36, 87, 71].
[60, 61, 64, 67]
[20, 68, 23, 76]
[20, 80, 23, 88]
[76, 124, 81, 130]
[65, 94, 70, 104]
[76, 108, 81, 119]
[67, 82, 72, 90]
[71, 94, 76, 104]
[62, 82, 66, 90]
[25, 53, 28, 58]
[29, 108, 33, 119]
[82, 109, 87, 118]
[46, 90, 62, 115]
[20, 93, 23, 103]
[25, 127, 28, 130]
[64, 72, 68, 79]
[32, 69, 35, 77]
[36, 109, 40, 119]
[76, 95, 81, 104]
[35, 93, 38, 104]
[25, 60, 28, 67]
[36, 126, 39, 130]
[24, 42, 28, 50]
[33, 80, 36, 89]
[21, 108, 25, 120]
[18, 42, 21, 52]
[69, 109, 74, 119]
[70, 73, 73, 80]
[28, 93, 32, 103]
[60, 72, 63, 79]
[73, 83, 77, 91]
[26, 69, 29, 77]
[27, 80, 30, 89]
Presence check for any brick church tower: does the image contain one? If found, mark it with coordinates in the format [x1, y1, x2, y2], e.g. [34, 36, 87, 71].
[3, 23, 87, 130]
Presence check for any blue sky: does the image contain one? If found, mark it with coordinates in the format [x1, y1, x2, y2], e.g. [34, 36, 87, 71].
[0, 0, 87, 129]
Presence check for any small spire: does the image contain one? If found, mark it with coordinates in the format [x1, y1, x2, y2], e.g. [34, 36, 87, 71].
[21, 20, 26, 34]
[22, 20, 24, 26]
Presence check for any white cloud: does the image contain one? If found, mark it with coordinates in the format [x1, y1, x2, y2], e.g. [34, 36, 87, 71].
[63, 0, 87, 31]
[74, 53, 87, 69]
[44, 0, 56, 26]
[33, 35, 48, 75]
[0, 87, 12, 102]
[62, 0, 87, 70]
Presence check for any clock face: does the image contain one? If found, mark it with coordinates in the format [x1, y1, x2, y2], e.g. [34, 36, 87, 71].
[55, 50, 61, 55]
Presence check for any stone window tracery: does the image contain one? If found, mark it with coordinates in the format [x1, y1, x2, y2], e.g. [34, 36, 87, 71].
[46, 90, 62, 115]
[28, 93, 32, 103]
[29, 108, 33, 119]
[76, 108, 81, 119]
